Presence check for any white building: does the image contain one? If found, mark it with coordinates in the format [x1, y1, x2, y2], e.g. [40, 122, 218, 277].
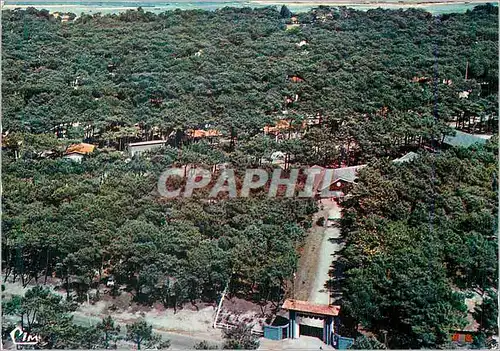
[63, 143, 96, 162]
[127, 140, 168, 157]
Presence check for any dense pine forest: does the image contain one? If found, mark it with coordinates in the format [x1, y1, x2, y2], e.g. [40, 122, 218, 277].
[1, 3, 498, 349]
[340, 143, 498, 348]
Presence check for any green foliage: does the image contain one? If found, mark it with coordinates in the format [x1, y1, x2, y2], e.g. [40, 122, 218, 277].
[95, 316, 122, 349]
[1, 5, 498, 349]
[340, 146, 498, 348]
[1, 286, 97, 349]
[125, 319, 169, 350]
[350, 335, 386, 349]
[194, 340, 220, 349]
[67, 125, 85, 140]
[280, 5, 292, 19]
[222, 323, 259, 349]
[2, 139, 314, 306]
[473, 289, 498, 335]
[471, 331, 498, 349]
[2, 6, 497, 144]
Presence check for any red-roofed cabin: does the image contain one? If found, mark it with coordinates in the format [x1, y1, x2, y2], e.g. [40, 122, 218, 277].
[149, 98, 163, 106]
[263, 119, 291, 135]
[187, 129, 222, 139]
[187, 129, 222, 144]
[411, 76, 431, 83]
[263, 119, 307, 141]
[64, 143, 96, 162]
[289, 75, 305, 83]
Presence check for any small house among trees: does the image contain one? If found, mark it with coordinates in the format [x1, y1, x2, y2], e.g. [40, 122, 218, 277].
[187, 128, 221, 139]
[63, 143, 96, 162]
[411, 76, 431, 83]
[306, 114, 322, 126]
[263, 119, 307, 140]
[289, 75, 305, 83]
[316, 165, 365, 197]
[127, 139, 168, 157]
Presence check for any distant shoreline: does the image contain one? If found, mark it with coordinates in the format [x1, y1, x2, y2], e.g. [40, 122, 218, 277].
[250, 0, 489, 7]
[3, 4, 137, 9]
[1, 0, 492, 13]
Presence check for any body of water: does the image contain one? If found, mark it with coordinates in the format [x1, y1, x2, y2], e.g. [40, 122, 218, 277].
[2, 0, 492, 14]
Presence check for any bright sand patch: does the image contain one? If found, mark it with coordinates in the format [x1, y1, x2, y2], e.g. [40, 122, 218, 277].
[1, 0, 491, 14]
[250, 0, 487, 7]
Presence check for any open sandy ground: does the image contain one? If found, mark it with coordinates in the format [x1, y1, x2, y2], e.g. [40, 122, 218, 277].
[2, 0, 490, 13]
[250, 0, 488, 6]
[309, 201, 343, 306]
[2, 280, 223, 348]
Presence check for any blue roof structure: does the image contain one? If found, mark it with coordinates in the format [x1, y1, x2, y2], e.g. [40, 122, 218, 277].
[443, 131, 489, 148]
[393, 152, 419, 163]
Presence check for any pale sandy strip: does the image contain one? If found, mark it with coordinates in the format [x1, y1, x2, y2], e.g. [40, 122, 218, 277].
[2, 4, 138, 10]
[0, 0, 489, 12]
[250, 0, 488, 6]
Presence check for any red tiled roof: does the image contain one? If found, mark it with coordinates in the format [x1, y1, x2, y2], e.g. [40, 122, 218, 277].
[263, 120, 290, 134]
[263, 119, 308, 134]
[188, 129, 222, 138]
[206, 129, 222, 137]
[282, 299, 340, 316]
[65, 143, 95, 155]
[290, 76, 305, 83]
[411, 76, 430, 83]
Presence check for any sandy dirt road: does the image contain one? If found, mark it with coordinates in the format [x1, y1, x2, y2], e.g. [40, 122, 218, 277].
[292, 200, 330, 301]
[309, 201, 343, 305]
[293, 199, 344, 305]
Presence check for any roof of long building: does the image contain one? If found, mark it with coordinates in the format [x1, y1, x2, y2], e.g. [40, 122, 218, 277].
[187, 129, 222, 138]
[282, 299, 340, 316]
[393, 151, 419, 163]
[443, 130, 490, 148]
[65, 143, 95, 155]
[128, 140, 168, 147]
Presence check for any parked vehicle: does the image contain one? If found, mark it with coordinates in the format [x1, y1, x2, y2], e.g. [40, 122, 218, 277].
[106, 276, 115, 287]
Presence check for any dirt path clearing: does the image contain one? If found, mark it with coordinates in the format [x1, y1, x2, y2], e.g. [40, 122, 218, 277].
[292, 200, 330, 301]
[309, 201, 343, 305]
[293, 199, 342, 303]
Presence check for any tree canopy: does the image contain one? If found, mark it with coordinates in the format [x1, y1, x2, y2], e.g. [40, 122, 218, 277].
[1, 3, 498, 349]
[339, 140, 498, 348]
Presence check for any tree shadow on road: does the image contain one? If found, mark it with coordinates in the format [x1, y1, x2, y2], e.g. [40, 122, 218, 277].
[324, 259, 345, 303]
[327, 237, 343, 245]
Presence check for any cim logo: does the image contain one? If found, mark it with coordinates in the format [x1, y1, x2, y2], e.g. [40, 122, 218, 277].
[10, 325, 40, 346]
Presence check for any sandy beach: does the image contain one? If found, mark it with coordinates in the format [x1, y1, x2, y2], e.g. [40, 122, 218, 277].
[3, 4, 139, 10]
[250, 0, 488, 7]
[1, 0, 491, 14]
